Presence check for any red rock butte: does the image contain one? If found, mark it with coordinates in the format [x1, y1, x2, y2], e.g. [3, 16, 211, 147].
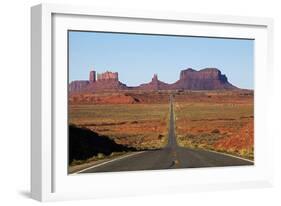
[69, 68, 238, 93]
[97, 71, 118, 81]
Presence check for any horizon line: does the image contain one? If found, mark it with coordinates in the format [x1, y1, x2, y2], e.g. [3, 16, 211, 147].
[69, 66, 254, 90]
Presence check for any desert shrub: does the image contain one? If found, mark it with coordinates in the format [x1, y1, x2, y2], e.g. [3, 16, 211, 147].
[110, 152, 117, 156]
[70, 159, 84, 166]
[200, 133, 209, 138]
[239, 148, 253, 158]
[97, 153, 105, 159]
[158, 134, 164, 139]
[211, 129, 220, 134]
[186, 133, 195, 139]
[227, 148, 235, 153]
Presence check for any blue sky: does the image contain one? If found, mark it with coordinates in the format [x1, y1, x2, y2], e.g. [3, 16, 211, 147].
[69, 31, 254, 89]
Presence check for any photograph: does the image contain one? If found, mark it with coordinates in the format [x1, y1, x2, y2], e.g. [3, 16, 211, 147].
[68, 31, 254, 174]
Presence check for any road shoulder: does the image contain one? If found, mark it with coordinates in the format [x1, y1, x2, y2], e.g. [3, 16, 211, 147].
[69, 151, 146, 174]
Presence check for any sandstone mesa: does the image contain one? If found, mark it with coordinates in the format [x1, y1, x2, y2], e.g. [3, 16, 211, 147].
[69, 68, 238, 93]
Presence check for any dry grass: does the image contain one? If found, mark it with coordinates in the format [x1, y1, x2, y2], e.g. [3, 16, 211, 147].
[174, 93, 254, 160]
[69, 104, 169, 149]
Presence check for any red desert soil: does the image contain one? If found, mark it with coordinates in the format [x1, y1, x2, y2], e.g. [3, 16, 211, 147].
[69, 91, 171, 104]
[174, 90, 254, 159]
[69, 90, 254, 159]
[213, 120, 254, 154]
[69, 93, 138, 104]
[69, 103, 169, 150]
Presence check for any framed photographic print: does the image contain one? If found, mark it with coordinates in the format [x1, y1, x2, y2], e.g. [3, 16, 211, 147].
[31, 3, 274, 201]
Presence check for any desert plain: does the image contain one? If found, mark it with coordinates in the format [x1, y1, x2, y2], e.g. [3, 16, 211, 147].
[69, 89, 253, 170]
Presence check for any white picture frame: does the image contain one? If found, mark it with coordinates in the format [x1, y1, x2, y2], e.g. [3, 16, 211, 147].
[31, 3, 274, 202]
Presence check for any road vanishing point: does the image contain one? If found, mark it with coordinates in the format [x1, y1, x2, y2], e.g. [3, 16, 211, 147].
[79, 95, 253, 174]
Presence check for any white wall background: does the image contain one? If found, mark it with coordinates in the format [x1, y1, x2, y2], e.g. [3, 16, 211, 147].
[0, 0, 280, 205]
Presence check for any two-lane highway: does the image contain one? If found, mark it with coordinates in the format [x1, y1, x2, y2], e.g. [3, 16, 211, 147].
[79, 95, 253, 174]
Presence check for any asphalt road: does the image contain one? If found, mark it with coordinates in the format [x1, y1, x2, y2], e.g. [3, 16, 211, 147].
[80, 95, 253, 173]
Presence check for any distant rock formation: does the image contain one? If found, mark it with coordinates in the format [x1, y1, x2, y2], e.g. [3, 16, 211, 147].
[89, 71, 96, 83]
[69, 67, 238, 93]
[171, 68, 236, 90]
[137, 74, 170, 90]
[97, 71, 118, 81]
[69, 80, 89, 93]
[69, 70, 126, 92]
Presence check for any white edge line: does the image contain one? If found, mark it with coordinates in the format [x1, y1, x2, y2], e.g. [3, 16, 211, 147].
[202, 148, 254, 163]
[71, 151, 146, 174]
